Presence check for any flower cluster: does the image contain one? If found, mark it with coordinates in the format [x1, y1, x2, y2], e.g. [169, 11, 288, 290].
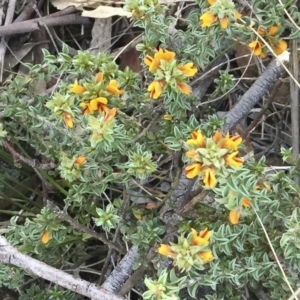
[248, 25, 287, 57]
[70, 72, 123, 116]
[200, 0, 242, 29]
[144, 49, 197, 99]
[158, 228, 214, 272]
[46, 72, 122, 129]
[184, 130, 243, 188]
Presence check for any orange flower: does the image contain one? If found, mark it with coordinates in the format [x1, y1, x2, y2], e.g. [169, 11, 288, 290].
[221, 133, 242, 151]
[70, 81, 86, 94]
[213, 130, 223, 143]
[199, 250, 214, 262]
[74, 155, 86, 166]
[80, 102, 95, 115]
[229, 210, 240, 225]
[273, 40, 287, 55]
[186, 149, 200, 160]
[148, 81, 164, 99]
[220, 17, 229, 29]
[241, 197, 251, 208]
[144, 55, 160, 72]
[106, 80, 123, 95]
[207, 0, 216, 4]
[191, 228, 209, 246]
[185, 163, 202, 179]
[248, 41, 263, 56]
[225, 151, 243, 168]
[177, 82, 191, 94]
[90, 97, 109, 113]
[200, 12, 217, 27]
[178, 63, 197, 77]
[41, 231, 51, 244]
[95, 72, 104, 83]
[186, 130, 206, 147]
[158, 244, 174, 256]
[104, 107, 117, 123]
[269, 25, 279, 36]
[258, 27, 266, 36]
[199, 228, 212, 240]
[203, 168, 217, 188]
[62, 112, 73, 129]
[154, 49, 176, 62]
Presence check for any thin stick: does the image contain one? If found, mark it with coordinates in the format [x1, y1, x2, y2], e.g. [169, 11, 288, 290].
[253, 210, 298, 300]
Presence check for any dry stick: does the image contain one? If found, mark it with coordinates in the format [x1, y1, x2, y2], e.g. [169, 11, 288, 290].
[3, 139, 56, 170]
[290, 40, 299, 162]
[0, 235, 125, 300]
[222, 59, 284, 133]
[0, 0, 17, 81]
[0, 14, 90, 38]
[47, 201, 127, 255]
[102, 246, 138, 292]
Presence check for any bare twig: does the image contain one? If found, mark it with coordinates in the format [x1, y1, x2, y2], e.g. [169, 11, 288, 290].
[47, 201, 127, 255]
[0, 235, 125, 300]
[3, 139, 56, 170]
[290, 40, 299, 162]
[0, 0, 17, 81]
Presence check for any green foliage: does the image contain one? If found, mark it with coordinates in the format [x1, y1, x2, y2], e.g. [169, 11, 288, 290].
[0, 0, 299, 298]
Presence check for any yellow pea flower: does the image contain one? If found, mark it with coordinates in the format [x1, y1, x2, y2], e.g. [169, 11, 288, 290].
[148, 81, 164, 99]
[200, 12, 217, 27]
[185, 163, 202, 179]
[203, 168, 217, 188]
[62, 112, 73, 129]
[106, 80, 124, 95]
[178, 63, 197, 77]
[225, 151, 243, 168]
[70, 81, 86, 94]
[41, 231, 51, 244]
[74, 155, 86, 166]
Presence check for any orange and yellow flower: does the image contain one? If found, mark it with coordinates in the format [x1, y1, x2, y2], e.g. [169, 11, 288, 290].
[186, 130, 206, 147]
[199, 250, 214, 262]
[62, 112, 73, 129]
[177, 82, 192, 94]
[95, 72, 104, 83]
[273, 40, 287, 55]
[41, 231, 51, 244]
[178, 63, 197, 77]
[158, 244, 175, 257]
[148, 81, 164, 99]
[106, 80, 124, 95]
[74, 155, 86, 166]
[70, 81, 86, 94]
[248, 41, 264, 57]
[200, 12, 217, 27]
[185, 163, 203, 179]
[229, 209, 240, 225]
[203, 168, 217, 188]
[104, 107, 117, 123]
[225, 151, 243, 168]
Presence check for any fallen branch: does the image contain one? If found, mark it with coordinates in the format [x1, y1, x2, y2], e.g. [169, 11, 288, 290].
[0, 6, 90, 37]
[102, 246, 138, 292]
[0, 235, 125, 300]
[222, 59, 284, 133]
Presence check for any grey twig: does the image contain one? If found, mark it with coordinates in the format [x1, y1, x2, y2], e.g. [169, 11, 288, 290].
[0, 235, 125, 300]
[47, 201, 127, 255]
[222, 59, 284, 133]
